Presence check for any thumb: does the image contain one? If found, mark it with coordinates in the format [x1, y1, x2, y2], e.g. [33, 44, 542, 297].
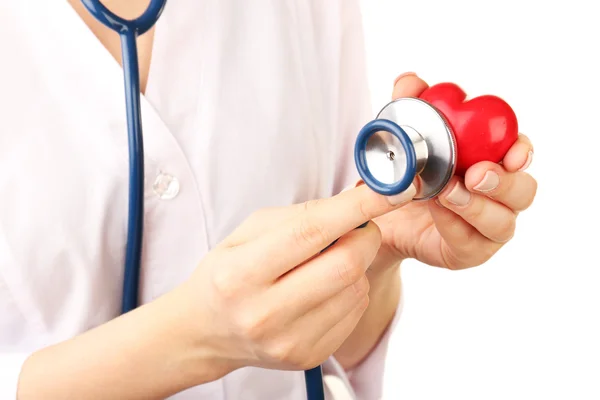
[392, 72, 429, 99]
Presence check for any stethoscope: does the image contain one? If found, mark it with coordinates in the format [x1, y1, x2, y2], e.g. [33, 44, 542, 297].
[81, 1, 457, 399]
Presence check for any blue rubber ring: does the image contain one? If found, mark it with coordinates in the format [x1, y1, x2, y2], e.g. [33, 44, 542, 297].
[354, 119, 417, 196]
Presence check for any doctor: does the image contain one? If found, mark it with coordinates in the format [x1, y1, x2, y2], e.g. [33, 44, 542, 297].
[0, 1, 537, 399]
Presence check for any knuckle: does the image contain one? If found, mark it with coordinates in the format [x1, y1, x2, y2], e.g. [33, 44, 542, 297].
[495, 217, 516, 243]
[265, 338, 300, 365]
[465, 200, 485, 221]
[443, 255, 461, 271]
[441, 246, 469, 271]
[236, 308, 272, 341]
[351, 276, 370, 298]
[292, 345, 325, 370]
[299, 356, 322, 371]
[357, 293, 370, 312]
[335, 251, 363, 286]
[211, 267, 243, 300]
[357, 197, 376, 221]
[293, 216, 331, 247]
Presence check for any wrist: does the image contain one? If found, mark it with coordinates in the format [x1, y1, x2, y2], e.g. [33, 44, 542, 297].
[155, 284, 236, 384]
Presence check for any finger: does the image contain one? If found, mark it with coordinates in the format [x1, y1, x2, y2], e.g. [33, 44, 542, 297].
[436, 178, 517, 244]
[269, 221, 381, 322]
[223, 179, 370, 248]
[427, 199, 495, 269]
[303, 275, 369, 347]
[240, 183, 416, 281]
[221, 177, 384, 248]
[266, 286, 368, 371]
[220, 206, 303, 248]
[392, 72, 429, 99]
[303, 295, 368, 368]
[464, 162, 537, 212]
[289, 277, 369, 368]
[502, 133, 534, 172]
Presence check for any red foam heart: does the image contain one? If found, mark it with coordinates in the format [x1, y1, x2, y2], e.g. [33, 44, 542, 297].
[418, 82, 519, 176]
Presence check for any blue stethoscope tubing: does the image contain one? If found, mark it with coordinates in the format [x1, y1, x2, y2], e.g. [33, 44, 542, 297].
[80, 0, 167, 315]
[81, 0, 331, 398]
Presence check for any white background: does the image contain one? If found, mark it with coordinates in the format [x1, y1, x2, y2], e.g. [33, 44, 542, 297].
[359, 0, 600, 399]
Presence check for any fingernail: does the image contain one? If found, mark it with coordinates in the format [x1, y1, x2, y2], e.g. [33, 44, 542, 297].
[394, 72, 417, 86]
[388, 184, 417, 205]
[473, 171, 500, 193]
[446, 182, 471, 206]
[518, 150, 533, 171]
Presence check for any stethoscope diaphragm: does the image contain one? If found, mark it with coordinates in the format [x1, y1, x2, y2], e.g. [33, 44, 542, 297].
[355, 97, 457, 200]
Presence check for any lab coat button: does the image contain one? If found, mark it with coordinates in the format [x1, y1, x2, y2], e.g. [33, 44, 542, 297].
[153, 172, 180, 200]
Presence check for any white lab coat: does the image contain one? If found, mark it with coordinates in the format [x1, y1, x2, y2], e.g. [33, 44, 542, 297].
[0, 1, 401, 398]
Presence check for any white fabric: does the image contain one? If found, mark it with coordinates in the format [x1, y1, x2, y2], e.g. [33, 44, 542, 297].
[0, 1, 401, 398]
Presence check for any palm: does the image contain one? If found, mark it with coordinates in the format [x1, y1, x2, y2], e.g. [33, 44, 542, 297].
[372, 200, 447, 269]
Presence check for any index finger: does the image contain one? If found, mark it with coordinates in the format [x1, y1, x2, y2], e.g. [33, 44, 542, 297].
[240, 182, 416, 281]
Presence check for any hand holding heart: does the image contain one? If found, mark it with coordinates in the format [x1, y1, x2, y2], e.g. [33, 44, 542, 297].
[365, 72, 537, 273]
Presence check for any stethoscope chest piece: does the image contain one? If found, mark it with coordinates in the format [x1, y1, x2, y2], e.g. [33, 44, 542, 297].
[354, 97, 457, 200]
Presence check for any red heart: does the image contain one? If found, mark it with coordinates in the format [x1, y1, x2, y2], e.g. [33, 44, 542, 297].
[418, 82, 519, 176]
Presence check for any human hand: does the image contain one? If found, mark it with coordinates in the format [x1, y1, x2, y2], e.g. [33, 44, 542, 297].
[176, 182, 416, 377]
[368, 72, 537, 272]
[17, 184, 416, 400]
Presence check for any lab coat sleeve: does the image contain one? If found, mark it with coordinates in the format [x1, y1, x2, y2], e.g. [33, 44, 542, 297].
[0, 353, 30, 399]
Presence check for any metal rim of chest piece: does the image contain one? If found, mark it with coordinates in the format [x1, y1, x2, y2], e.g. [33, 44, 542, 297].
[354, 97, 457, 201]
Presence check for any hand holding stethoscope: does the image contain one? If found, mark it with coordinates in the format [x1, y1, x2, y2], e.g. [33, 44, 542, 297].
[168, 70, 536, 396]
[78, 0, 537, 398]
[173, 177, 416, 388]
